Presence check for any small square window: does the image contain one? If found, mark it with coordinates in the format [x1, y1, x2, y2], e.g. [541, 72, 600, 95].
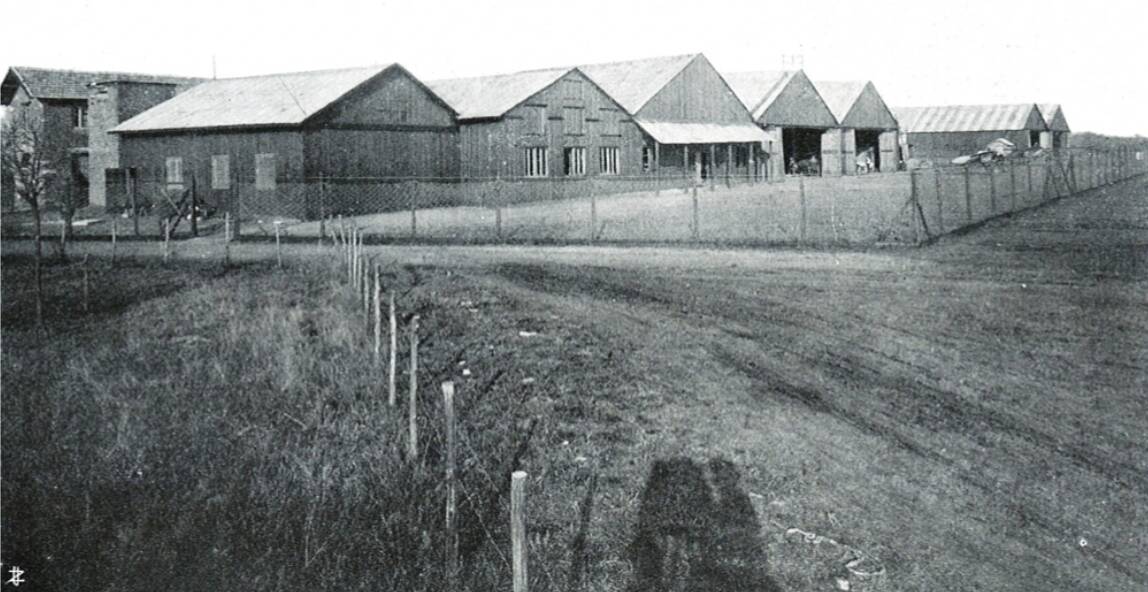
[165, 157, 183, 185]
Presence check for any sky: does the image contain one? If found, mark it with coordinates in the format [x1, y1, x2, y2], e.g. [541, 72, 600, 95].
[2, 0, 1145, 136]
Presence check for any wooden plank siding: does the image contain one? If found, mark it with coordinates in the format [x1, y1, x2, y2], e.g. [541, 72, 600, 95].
[638, 56, 750, 124]
[456, 70, 645, 180]
[902, 129, 1041, 162]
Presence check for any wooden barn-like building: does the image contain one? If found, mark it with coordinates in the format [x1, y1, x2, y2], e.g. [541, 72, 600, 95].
[723, 69, 838, 179]
[1038, 104, 1071, 149]
[426, 67, 643, 180]
[891, 104, 1047, 163]
[111, 64, 458, 219]
[815, 80, 899, 173]
[578, 54, 767, 183]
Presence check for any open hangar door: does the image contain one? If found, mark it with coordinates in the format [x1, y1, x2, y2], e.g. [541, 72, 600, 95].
[783, 127, 826, 175]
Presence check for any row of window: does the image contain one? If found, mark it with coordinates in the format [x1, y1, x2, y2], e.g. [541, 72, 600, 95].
[524, 146, 621, 178]
[165, 154, 277, 190]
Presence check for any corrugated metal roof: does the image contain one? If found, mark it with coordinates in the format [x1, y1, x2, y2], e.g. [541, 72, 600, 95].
[425, 67, 570, 120]
[2, 66, 203, 103]
[111, 65, 395, 133]
[634, 119, 766, 144]
[813, 80, 868, 123]
[892, 104, 1043, 133]
[1039, 103, 1070, 131]
[722, 70, 796, 120]
[578, 54, 697, 115]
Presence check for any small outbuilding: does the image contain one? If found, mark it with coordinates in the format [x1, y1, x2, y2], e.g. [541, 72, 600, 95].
[815, 80, 899, 173]
[1037, 104, 1071, 149]
[891, 103, 1047, 163]
[111, 64, 458, 219]
[723, 69, 837, 179]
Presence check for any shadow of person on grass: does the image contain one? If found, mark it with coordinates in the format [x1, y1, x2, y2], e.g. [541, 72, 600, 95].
[628, 457, 781, 592]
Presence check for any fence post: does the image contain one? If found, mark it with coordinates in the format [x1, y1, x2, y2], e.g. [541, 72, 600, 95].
[190, 173, 199, 237]
[443, 381, 458, 592]
[1026, 160, 1033, 202]
[691, 184, 699, 241]
[511, 471, 528, 592]
[934, 167, 943, 234]
[163, 219, 171, 263]
[410, 184, 418, 239]
[963, 166, 972, 223]
[408, 314, 420, 462]
[111, 218, 117, 265]
[274, 221, 283, 268]
[589, 184, 597, 243]
[129, 171, 140, 237]
[82, 253, 90, 314]
[989, 165, 997, 213]
[1009, 159, 1017, 211]
[909, 169, 919, 244]
[224, 212, 231, 266]
[799, 175, 807, 244]
[1089, 150, 1095, 189]
[389, 292, 397, 407]
[374, 265, 382, 365]
[318, 173, 326, 244]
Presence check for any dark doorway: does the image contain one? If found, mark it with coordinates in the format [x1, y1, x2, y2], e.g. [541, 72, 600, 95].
[855, 129, 882, 172]
[783, 127, 824, 175]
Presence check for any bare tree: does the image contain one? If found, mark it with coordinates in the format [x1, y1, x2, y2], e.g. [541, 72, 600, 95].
[2, 107, 58, 326]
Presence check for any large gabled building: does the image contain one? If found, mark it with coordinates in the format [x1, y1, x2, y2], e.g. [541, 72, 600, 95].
[111, 64, 458, 219]
[427, 66, 643, 180]
[578, 54, 767, 184]
[1, 66, 203, 210]
[892, 103, 1048, 162]
[814, 80, 899, 173]
[724, 69, 837, 178]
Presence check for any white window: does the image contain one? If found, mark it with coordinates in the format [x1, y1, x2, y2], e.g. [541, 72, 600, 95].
[255, 153, 277, 190]
[165, 157, 183, 184]
[211, 155, 231, 190]
[564, 147, 587, 176]
[564, 107, 583, 135]
[599, 147, 620, 175]
[74, 104, 87, 129]
[524, 147, 548, 177]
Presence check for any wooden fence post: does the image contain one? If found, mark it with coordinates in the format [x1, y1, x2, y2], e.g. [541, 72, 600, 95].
[691, 184, 699, 241]
[389, 292, 398, 407]
[408, 315, 420, 461]
[909, 170, 919, 244]
[799, 175, 807, 244]
[163, 219, 171, 263]
[1009, 159, 1017, 211]
[988, 165, 997, 213]
[1026, 160, 1033, 202]
[443, 382, 458, 592]
[82, 254, 90, 314]
[128, 172, 140, 237]
[374, 265, 382, 365]
[589, 185, 597, 243]
[274, 221, 283, 269]
[224, 213, 231, 267]
[111, 218, 117, 265]
[963, 166, 972, 223]
[410, 185, 418, 239]
[190, 174, 199, 237]
[511, 471, 528, 592]
[934, 167, 943, 234]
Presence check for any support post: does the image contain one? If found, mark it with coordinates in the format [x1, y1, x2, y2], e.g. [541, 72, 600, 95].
[374, 265, 382, 365]
[1026, 160, 1033, 201]
[934, 167, 943, 234]
[163, 219, 171, 263]
[511, 471, 528, 592]
[1009, 159, 1017, 211]
[190, 174, 199, 237]
[82, 254, 90, 314]
[691, 184, 699, 241]
[799, 175, 807, 244]
[989, 165, 997, 213]
[111, 218, 117, 265]
[388, 292, 397, 407]
[589, 183, 597, 243]
[726, 144, 733, 188]
[410, 185, 418, 239]
[443, 382, 458, 592]
[274, 222, 282, 268]
[408, 315, 420, 461]
[128, 171, 140, 237]
[963, 166, 973, 223]
[709, 144, 716, 191]
[653, 142, 661, 196]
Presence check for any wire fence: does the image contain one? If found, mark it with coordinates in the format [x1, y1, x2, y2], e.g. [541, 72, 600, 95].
[3, 147, 1143, 247]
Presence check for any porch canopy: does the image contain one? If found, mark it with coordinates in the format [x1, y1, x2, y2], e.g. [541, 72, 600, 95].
[635, 119, 767, 145]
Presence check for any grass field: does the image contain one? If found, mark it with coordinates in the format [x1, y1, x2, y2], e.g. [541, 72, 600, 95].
[2, 174, 1146, 590]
